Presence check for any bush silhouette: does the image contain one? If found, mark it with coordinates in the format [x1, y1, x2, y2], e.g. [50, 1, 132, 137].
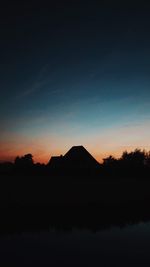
[15, 153, 34, 168]
[120, 149, 146, 169]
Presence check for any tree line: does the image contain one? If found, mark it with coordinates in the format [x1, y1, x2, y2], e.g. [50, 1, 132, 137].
[0, 148, 150, 179]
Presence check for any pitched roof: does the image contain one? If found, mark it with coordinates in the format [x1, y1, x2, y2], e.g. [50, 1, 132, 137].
[48, 156, 63, 167]
[63, 145, 100, 168]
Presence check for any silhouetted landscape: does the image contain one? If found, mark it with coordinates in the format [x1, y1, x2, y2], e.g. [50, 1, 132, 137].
[1, 1, 150, 265]
[0, 146, 150, 234]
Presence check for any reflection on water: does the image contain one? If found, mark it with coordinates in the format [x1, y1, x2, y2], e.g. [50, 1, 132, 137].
[0, 222, 150, 266]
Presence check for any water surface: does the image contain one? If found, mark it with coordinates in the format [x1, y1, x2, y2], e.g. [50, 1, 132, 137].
[0, 222, 150, 266]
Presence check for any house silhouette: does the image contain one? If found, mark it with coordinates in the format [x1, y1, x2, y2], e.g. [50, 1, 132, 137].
[48, 146, 100, 171]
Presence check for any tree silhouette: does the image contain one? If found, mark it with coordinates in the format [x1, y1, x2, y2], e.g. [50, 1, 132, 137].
[103, 155, 117, 167]
[144, 151, 150, 167]
[121, 149, 146, 168]
[15, 153, 34, 168]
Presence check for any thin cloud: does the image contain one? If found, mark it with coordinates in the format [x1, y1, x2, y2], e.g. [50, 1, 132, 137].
[20, 80, 46, 97]
[16, 64, 50, 99]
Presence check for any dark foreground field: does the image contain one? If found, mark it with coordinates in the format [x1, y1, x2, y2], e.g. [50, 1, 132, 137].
[0, 174, 150, 234]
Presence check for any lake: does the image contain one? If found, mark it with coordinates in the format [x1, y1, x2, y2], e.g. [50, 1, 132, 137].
[0, 222, 150, 266]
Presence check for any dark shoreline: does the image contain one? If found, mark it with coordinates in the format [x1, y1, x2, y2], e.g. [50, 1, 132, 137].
[0, 199, 150, 235]
[0, 169, 150, 235]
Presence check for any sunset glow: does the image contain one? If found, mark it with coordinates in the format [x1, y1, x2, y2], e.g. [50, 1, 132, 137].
[0, 3, 150, 164]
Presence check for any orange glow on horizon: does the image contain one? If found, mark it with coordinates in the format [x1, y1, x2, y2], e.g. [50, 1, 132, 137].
[1, 119, 150, 164]
[1, 145, 150, 164]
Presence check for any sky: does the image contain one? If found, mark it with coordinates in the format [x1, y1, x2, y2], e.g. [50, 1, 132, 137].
[0, 1, 150, 163]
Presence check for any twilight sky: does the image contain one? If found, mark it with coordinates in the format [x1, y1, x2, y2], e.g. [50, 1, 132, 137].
[1, 1, 150, 163]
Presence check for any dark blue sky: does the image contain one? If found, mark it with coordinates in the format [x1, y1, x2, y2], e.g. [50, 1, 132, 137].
[1, 1, 150, 162]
